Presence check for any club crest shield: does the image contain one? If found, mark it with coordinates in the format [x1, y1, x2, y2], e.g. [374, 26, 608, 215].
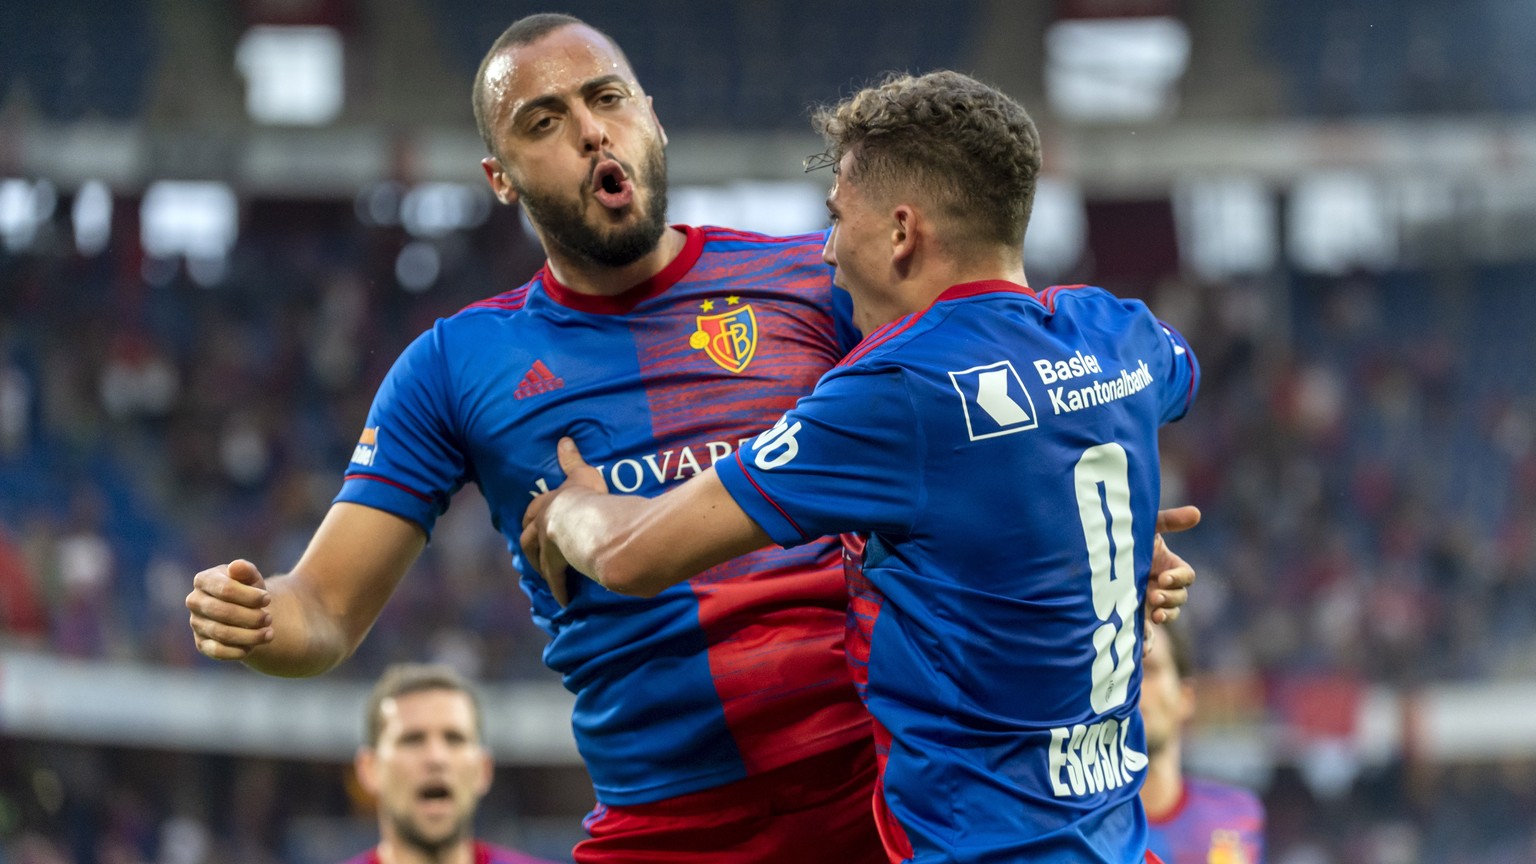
[689, 305, 758, 373]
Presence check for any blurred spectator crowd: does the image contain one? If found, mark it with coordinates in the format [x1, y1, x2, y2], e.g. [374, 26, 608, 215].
[6, 196, 1536, 690]
[0, 198, 556, 681]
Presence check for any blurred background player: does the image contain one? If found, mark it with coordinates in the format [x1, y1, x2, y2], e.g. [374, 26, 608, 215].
[345, 664, 555, 864]
[1141, 621, 1265, 863]
[523, 69, 1199, 863]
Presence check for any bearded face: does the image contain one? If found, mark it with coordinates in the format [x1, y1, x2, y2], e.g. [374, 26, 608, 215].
[513, 139, 669, 268]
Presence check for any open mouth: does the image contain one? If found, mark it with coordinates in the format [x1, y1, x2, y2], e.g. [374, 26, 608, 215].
[592, 160, 634, 210]
[418, 782, 452, 802]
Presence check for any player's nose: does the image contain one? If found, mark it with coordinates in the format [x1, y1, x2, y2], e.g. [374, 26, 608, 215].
[574, 105, 609, 154]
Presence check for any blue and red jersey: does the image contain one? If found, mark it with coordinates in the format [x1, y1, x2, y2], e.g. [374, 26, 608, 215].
[339, 841, 554, 864]
[716, 281, 1200, 862]
[336, 225, 868, 805]
[1146, 778, 1265, 864]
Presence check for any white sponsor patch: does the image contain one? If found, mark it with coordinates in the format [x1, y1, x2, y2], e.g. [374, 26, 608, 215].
[949, 360, 1039, 441]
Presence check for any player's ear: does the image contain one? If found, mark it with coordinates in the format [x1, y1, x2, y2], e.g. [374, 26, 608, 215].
[647, 96, 668, 148]
[1176, 681, 1196, 725]
[890, 204, 918, 267]
[482, 157, 520, 206]
[475, 747, 494, 797]
[355, 746, 381, 796]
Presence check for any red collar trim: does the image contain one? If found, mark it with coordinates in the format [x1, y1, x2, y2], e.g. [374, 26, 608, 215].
[932, 279, 1035, 304]
[537, 225, 704, 315]
[1145, 779, 1189, 825]
[837, 280, 1033, 368]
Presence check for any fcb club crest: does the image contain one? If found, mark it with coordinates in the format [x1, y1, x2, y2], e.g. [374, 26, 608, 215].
[689, 300, 758, 373]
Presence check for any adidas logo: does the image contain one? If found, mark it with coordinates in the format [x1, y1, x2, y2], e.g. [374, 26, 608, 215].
[514, 359, 565, 400]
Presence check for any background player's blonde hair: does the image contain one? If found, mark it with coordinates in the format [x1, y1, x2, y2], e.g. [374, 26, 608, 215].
[364, 663, 485, 747]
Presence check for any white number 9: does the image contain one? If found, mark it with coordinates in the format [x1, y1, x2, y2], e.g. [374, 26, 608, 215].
[1073, 443, 1140, 714]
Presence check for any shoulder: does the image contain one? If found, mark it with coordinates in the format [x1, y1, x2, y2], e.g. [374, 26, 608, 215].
[449, 282, 537, 322]
[402, 280, 541, 364]
[697, 225, 827, 250]
[693, 226, 828, 278]
[1036, 283, 1150, 317]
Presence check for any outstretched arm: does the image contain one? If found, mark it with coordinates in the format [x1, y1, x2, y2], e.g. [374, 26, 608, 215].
[186, 502, 426, 677]
[521, 438, 770, 604]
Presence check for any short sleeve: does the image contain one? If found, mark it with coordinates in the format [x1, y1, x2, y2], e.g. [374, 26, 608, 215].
[333, 326, 467, 537]
[714, 367, 922, 547]
[1155, 319, 1200, 424]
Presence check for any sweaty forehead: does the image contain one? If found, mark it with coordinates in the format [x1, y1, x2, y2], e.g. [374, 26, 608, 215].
[483, 26, 635, 122]
[378, 690, 478, 739]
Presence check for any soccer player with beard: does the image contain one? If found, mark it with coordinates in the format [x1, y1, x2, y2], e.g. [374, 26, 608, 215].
[1140, 622, 1265, 864]
[186, 14, 1199, 863]
[343, 664, 553, 864]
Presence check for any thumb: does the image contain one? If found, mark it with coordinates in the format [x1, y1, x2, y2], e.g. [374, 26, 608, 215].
[1154, 505, 1201, 535]
[557, 436, 590, 475]
[227, 559, 265, 587]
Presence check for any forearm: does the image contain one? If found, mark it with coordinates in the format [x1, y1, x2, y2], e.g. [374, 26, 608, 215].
[544, 476, 770, 598]
[240, 571, 356, 677]
[546, 488, 686, 596]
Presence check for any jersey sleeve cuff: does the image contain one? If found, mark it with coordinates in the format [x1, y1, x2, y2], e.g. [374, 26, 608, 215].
[714, 452, 808, 548]
[335, 474, 441, 539]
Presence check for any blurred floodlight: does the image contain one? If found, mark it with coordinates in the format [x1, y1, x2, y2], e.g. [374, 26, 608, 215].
[72, 180, 113, 257]
[401, 183, 492, 238]
[0, 179, 57, 252]
[236, 26, 344, 126]
[187, 255, 229, 288]
[670, 182, 825, 236]
[1289, 173, 1397, 274]
[140, 181, 239, 261]
[396, 242, 441, 292]
[1024, 177, 1087, 279]
[356, 181, 404, 227]
[1174, 177, 1277, 279]
[1046, 17, 1190, 122]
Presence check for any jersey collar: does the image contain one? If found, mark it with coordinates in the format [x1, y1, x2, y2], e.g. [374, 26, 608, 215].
[932, 279, 1035, 304]
[537, 225, 705, 315]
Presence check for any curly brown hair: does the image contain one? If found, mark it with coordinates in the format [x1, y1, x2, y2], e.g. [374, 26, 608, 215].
[812, 70, 1041, 250]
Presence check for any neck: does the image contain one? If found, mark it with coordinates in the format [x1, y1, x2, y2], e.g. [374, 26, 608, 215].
[543, 226, 688, 297]
[876, 256, 1029, 329]
[1139, 740, 1184, 819]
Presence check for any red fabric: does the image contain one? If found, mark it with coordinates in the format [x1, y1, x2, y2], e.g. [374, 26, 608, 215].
[0, 529, 45, 636]
[574, 740, 885, 864]
[1146, 852, 1168, 864]
[868, 717, 915, 863]
[540, 226, 705, 314]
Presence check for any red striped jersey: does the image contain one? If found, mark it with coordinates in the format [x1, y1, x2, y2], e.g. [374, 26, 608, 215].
[335, 225, 867, 805]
